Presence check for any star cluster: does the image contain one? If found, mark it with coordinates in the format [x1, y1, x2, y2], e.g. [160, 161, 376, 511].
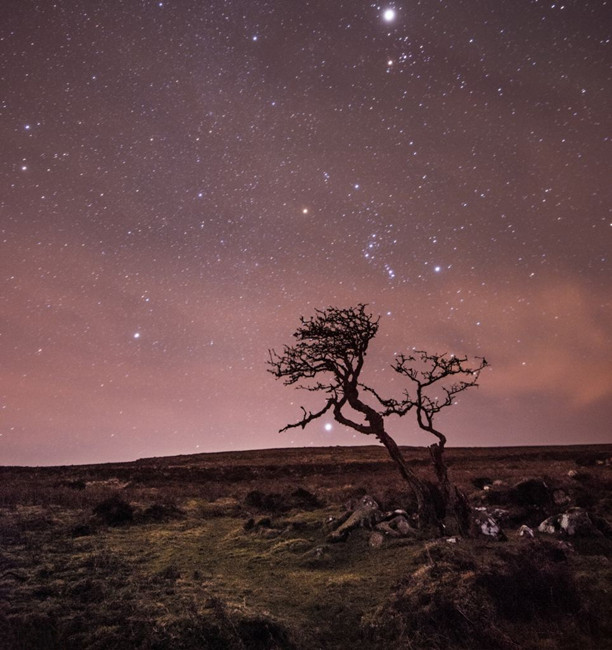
[1, 1, 610, 464]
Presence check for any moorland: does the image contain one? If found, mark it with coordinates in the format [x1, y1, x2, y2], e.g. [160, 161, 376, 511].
[1, 444, 611, 649]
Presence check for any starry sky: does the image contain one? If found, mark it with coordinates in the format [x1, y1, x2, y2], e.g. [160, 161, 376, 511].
[1, 1, 610, 466]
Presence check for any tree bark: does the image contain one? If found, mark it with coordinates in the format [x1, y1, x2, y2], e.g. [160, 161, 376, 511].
[429, 442, 471, 535]
[343, 385, 442, 530]
[377, 429, 439, 529]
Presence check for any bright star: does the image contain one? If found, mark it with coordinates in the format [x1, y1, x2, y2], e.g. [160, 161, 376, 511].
[383, 8, 396, 22]
[324, 423, 333, 432]
[133, 332, 141, 339]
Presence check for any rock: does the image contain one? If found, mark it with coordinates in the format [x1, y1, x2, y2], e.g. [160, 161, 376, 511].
[373, 512, 415, 538]
[358, 495, 379, 510]
[472, 507, 506, 539]
[313, 545, 326, 558]
[327, 494, 381, 542]
[445, 536, 459, 544]
[369, 532, 385, 548]
[393, 516, 413, 537]
[518, 524, 534, 538]
[538, 508, 601, 537]
[538, 516, 559, 535]
[560, 508, 598, 536]
[552, 488, 571, 507]
[375, 521, 401, 537]
[567, 469, 578, 478]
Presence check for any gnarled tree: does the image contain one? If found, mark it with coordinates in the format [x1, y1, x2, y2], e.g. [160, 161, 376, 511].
[269, 305, 488, 535]
[267, 304, 437, 528]
[268, 305, 488, 534]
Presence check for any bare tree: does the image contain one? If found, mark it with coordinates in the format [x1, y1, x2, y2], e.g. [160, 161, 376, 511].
[268, 305, 488, 535]
[267, 306, 428, 529]
[392, 350, 487, 487]
[365, 350, 487, 533]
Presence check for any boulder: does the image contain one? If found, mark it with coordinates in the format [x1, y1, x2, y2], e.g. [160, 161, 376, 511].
[552, 488, 571, 507]
[560, 508, 598, 536]
[327, 495, 381, 542]
[538, 516, 559, 535]
[472, 507, 507, 539]
[375, 520, 401, 538]
[393, 515, 413, 537]
[538, 507, 601, 537]
[369, 532, 385, 548]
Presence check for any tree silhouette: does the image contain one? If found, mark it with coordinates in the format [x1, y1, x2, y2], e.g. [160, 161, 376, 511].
[366, 349, 487, 532]
[268, 304, 488, 533]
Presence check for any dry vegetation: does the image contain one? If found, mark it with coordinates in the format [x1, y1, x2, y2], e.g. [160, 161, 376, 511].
[1, 445, 611, 649]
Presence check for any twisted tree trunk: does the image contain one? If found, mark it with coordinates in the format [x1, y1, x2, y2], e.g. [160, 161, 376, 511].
[429, 442, 471, 535]
[343, 385, 441, 531]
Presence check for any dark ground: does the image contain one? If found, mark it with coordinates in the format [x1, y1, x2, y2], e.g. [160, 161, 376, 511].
[1, 444, 611, 649]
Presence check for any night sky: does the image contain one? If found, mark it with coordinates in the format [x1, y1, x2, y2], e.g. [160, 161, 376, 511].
[1, 1, 610, 466]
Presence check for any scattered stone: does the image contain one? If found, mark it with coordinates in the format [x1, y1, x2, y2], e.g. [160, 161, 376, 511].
[518, 524, 534, 538]
[538, 516, 559, 535]
[369, 531, 385, 548]
[375, 520, 401, 537]
[393, 516, 413, 537]
[552, 488, 571, 507]
[313, 546, 326, 558]
[446, 536, 459, 544]
[327, 495, 381, 542]
[560, 508, 598, 536]
[538, 507, 601, 537]
[472, 507, 506, 539]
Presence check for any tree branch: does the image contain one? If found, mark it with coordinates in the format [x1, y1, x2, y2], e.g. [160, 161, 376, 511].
[279, 398, 336, 433]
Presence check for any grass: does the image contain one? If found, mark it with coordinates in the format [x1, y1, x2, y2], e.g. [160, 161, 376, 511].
[1, 444, 611, 648]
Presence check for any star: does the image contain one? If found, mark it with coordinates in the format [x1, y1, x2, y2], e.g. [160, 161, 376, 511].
[382, 8, 396, 22]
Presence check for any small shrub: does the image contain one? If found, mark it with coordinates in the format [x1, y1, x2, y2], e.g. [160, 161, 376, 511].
[362, 540, 583, 649]
[290, 487, 321, 509]
[472, 476, 493, 489]
[141, 503, 184, 522]
[93, 495, 134, 526]
[575, 453, 608, 467]
[71, 523, 93, 537]
[244, 490, 288, 513]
